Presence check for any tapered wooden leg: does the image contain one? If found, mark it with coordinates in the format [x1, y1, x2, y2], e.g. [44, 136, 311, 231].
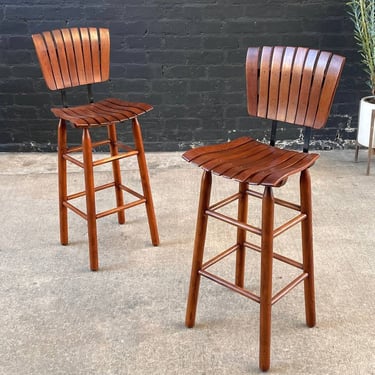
[107, 123, 125, 224]
[82, 129, 99, 271]
[235, 182, 248, 288]
[132, 118, 159, 246]
[259, 186, 274, 372]
[185, 171, 212, 328]
[57, 119, 68, 245]
[300, 170, 316, 327]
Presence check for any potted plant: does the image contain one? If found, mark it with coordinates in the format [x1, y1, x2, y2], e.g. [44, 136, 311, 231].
[347, 0, 375, 174]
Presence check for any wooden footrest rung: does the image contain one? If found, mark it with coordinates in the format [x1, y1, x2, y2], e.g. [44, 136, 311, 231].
[64, 181, 147, 220]
[93, 150, 138, 167]
[64, 197, 146, 220]
[199, 269, 308, 306]
[199, 269, 261, 303]
[96, 198, 146, 219]
[271, 272, 308, 305]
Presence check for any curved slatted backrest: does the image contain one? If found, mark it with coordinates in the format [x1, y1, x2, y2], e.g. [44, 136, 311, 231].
[246, 46, 345, 129]
[32, 27, 110, 91]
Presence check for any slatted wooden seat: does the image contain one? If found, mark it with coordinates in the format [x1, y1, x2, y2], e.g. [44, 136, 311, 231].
[183, 46, 345, 371]
[32, 27, 159, 271]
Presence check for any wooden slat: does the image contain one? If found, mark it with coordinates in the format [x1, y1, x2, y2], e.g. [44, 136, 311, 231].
[294, 49, 318, 125]
[304, 51, 331, 126]
[182, 136, 250, 163]
[246, 47, 260, 116]
[260, 153, 318, 186]
[32, 33, 57, 90]
[276, 46, 295, 122]
[70, 27, 86, 85]
[314, 54, 346, 128]
[99, 28, 110, 81]
[202, 140, 265, 173]
[89, 28, 101, 83]
[52, 29, 72, 88]
[224, 145, 284, 180]
[80, 28, 94, 83]
[197, 139, 261, 173]
[42, 31, 64, 89]
[61, 28, 80, 87]
[257, 46, 272, 118]
[246, 152, 305, 185]
[285, 47, 308, 124]
[267, 46, 284, 119]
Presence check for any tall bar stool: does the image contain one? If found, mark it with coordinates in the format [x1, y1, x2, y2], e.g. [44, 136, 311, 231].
[32, 27, 159, 271]
[183, 46, 345, 371]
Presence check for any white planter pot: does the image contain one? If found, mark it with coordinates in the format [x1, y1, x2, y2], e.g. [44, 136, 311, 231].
[357, 96, 375, 148]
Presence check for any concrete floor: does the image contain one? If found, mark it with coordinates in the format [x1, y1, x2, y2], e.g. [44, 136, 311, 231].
[0, 150, 374, 375]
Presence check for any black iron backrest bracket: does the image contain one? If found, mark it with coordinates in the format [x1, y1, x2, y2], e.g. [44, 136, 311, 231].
[270, 120, 278, 147]
[303, 126, 312, 153]
[269, 120, 312, 153]
[59, 84, 95, 108]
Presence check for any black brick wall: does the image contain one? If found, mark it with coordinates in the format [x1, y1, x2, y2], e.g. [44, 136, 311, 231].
[0, 0, 367, 151]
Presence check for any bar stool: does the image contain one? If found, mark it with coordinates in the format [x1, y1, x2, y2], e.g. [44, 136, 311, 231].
[32, 27, 159, 271]
[183, 46, 345, 371]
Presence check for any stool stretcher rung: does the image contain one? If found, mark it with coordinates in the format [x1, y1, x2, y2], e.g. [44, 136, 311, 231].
[209, 192, 241, 211]
[206, 209, 262, 235]
[244, 241, 303, 269]
[200, 268, 308, 306]
[64, 197, 146, 220]
[247, 188, 301, 211]
[201, 244, 239, 270]
[66, 140, 111, 155]
[92, 150, 139, 167]
[273, 213, 307, 238]
[119, 184, 145, 200]
[64, 201, 87, 220]
[271, 272, 308, 305]
[116, 141, 136, 153]
[67, 182, 116, 201]
[66, 182, 145, 202]
[64, 154, 84, 168]
[199, 269, 261, 303]
[96, 198, 146, 219]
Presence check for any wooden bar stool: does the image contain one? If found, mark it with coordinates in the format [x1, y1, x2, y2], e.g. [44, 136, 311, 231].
[183, 46, 345, 371]
[32, 27, 159, 271]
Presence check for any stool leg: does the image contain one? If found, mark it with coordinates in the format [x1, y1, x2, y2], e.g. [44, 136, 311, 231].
[235, 182, 248, 288]
[132, 118, 159, 246]
[259, 186, 274, 372]
[300, 170, 316, 327]
[57, 119, 68, 245]
[107, 123, 125, 224]
[186, 171, 212, 328]
[82, 129, 99, 271]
